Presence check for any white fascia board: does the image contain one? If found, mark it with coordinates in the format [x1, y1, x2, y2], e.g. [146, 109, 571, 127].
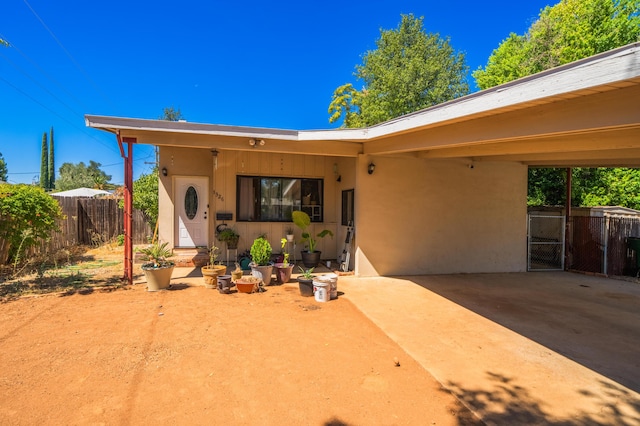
[365, 43, 640, 139]
[85, 115, 300, 141]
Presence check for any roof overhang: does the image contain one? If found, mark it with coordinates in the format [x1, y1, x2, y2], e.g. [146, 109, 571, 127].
[86, 42, 640, 167]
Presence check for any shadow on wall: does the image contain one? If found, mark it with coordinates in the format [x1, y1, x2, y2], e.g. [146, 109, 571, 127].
[447, 372, 640, 425]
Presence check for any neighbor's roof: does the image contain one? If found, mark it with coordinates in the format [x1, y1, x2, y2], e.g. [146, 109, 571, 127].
[86, 43, 640, 167]
[51, 187, 111, 197]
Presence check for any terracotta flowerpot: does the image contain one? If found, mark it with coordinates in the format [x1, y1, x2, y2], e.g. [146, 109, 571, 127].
[236, 276, 260, 294]
[274, 263, 294, 284]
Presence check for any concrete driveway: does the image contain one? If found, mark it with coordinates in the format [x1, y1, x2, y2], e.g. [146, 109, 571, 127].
[339, 272, 640, 425]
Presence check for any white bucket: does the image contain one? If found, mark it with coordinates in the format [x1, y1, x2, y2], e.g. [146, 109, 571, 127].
[323, 273, 338, 300]
[313, 280, 330, 303]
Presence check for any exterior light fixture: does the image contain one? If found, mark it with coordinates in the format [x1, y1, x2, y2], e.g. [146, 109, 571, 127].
[162, 167, 168, 176]
[367, 162, 375, 175]
[211, 149, 218, 170]
[249, 138, 265, 148]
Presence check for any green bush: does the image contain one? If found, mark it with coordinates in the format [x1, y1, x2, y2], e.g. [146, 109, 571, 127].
[0, 184, 63, 264]
[250, 236, 272, 266]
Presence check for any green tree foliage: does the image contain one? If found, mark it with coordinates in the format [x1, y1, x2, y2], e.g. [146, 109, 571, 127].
[474, 0, 640, 208]
[55, 161, 112, 191]
[0, 152, 8, 182]
[0, 38, 8, 47]
[0, 183, 63, 264]
[132, 167, 159, 227]
[159, 106, 184, 121]
[474, 0, 640, 89]
[39, 132, 49, 190]
[48, 127, 55, 190]
[329, 14, 469, 127]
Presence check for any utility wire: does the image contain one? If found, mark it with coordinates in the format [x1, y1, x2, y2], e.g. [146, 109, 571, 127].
[0, 75, 120, 155]
[0, 32, 91, 112]
[22, 0, 118, 111]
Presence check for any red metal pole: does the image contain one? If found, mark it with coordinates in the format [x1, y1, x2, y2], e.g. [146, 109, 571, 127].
[117, 133, 135, 285]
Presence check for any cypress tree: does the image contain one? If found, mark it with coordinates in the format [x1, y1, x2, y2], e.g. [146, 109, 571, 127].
[40, 132, 49, 190]
[48, 127, 55, 190]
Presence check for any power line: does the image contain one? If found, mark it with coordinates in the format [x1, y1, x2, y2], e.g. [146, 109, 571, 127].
[22, 0, 117, 110]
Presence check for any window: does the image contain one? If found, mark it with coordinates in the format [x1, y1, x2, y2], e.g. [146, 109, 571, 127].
[342, 189, 354, 226]
[237, 176, 324, 222]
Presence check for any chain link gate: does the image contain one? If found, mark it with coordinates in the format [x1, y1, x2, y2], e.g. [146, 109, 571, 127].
[528, 214, 565, 271]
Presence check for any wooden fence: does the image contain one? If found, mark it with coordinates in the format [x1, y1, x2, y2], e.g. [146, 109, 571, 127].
[569, 216, 640, 276]
[43, 197, 153, 252]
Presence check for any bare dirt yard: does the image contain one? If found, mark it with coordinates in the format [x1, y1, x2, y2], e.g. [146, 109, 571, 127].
[0, 245, 478, 425]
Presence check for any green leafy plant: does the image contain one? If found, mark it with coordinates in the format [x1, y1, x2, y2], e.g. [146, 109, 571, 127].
[137, 242, 174, 270]
[280, 238, 289, 265]
[218, 227, 240, 247]
[250, 236, 272, 266]
[297, 266, 315, 279]
[0, 183, 63, 265]
[291, 211, 333, 253]
[207, 244, 220, 266]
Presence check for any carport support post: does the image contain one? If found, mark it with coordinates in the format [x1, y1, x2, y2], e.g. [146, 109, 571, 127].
[564, 167, 572, 270]
[117, 133, 135, 285]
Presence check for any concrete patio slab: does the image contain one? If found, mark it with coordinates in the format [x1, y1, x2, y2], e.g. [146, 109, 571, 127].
[339, 272, 640, 425]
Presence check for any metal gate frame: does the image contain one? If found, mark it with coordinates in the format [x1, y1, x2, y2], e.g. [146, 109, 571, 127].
[527, 214, 565, 271]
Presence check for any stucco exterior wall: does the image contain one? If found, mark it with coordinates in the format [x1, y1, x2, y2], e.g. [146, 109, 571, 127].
[158, 146, 355, 262]
[354, 155, 528, 275]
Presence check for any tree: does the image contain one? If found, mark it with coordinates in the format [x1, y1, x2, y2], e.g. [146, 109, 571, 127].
[55, 161, 112, 191]
[0, 38, 8, 47]
[0, 152, 8, 182]
[48, 127, 55, 190]
[329, 14, 469, 127]
[159, 106, 184, 122]
[0, 183, 63, 264]
[131, 167, 159, 228]
[39, 132, 49, 190]
[474, 0, 640, 207]
[474, 0, 640, 89]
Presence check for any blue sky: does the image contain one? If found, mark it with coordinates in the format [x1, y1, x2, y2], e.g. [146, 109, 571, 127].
[1, 0, 553, 185]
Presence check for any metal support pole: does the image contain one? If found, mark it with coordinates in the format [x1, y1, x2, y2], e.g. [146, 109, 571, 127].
[564, 167, 572, 271]
[117, 133, 135, 285]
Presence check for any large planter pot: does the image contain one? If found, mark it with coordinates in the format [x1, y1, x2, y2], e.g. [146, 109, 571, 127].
[297, 276, 315, 297]
[274, 263, 294, 284]
[202, 265, 227, 288]
[301, 251, 321, 268]
[250, 263, 273, 285]
[143, 265, 174, 291]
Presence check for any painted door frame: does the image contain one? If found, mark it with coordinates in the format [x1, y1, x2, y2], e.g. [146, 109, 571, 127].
[174, 176, 209, 248]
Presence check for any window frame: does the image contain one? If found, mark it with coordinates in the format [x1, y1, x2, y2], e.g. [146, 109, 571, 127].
[236, 175, 324, 223]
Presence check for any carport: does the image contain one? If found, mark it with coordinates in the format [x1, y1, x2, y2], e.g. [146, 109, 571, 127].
[340, 272, 640, 424]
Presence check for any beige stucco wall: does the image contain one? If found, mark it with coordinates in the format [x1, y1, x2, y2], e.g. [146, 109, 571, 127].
[158, 146, 356, 263]
[354, 155, 528, 275]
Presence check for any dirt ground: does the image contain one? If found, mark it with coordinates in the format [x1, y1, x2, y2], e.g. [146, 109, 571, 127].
[0, 246, 478, 425]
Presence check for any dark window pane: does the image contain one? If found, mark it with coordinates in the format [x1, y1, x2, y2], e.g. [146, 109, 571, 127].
[185, 186, 198, 220]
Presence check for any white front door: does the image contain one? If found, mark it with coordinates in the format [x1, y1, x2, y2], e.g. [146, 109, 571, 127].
[175, 176, 209, 247]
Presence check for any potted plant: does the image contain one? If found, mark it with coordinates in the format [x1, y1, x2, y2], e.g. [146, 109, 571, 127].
[138, 242, 175, 291]
[274, 238, 294, 284]
[201, 245, 227, 288]
[285, 227, 295, 243]
[250, 235, 273, 285]
[218, 227, 240, 249]
[296, 266, 315, 297]
[291, 210, 333, 268]
[231, 262, 243, 282]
